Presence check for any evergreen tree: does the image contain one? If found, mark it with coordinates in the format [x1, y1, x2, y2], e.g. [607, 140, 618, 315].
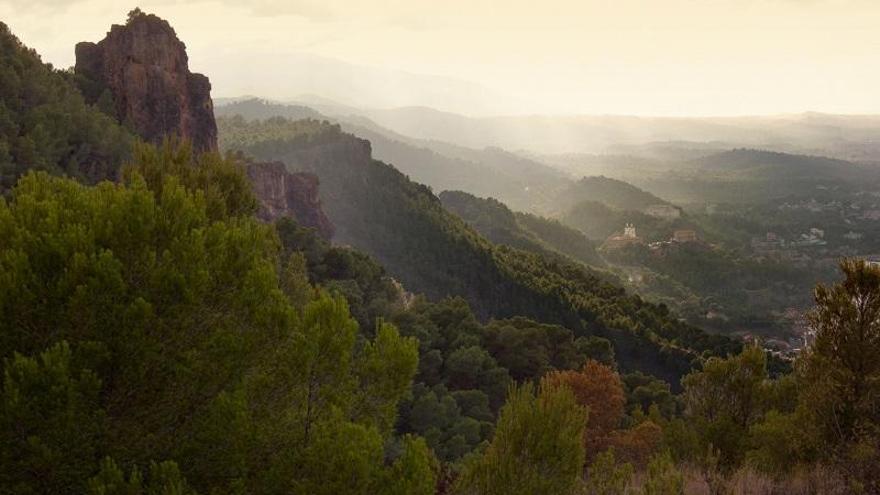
[453, 381, 587, 495]
[798, 259, 880, 489]
[0, 342, 104, 494]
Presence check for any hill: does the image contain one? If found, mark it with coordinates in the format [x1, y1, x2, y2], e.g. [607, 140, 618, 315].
[691, 148, 874, 181]
[214, 98, 324, 122]
[439, 190, 605, 268]
[316, 103, 880, 161]
[0, 22, 133, 189]
[215, 98, 570, 212]
[218, 115, 739, 383]
[555, 176, 674, 214]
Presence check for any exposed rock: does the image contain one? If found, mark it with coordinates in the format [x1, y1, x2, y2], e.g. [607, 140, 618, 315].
[75, 11, 218, 152]
[246, 161, 334, 239]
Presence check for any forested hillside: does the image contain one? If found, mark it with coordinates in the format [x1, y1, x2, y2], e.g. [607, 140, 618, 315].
[218, 115, 738, 382]
[440, 189, 605, 267]
[555, 176, 673, 213]
[0, 22, 133, 188]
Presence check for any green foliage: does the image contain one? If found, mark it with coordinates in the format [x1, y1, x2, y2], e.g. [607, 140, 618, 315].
[800, 259, 880, 445]
[292, 421, 384, 495]
[482, 317, 594, 381]
[683, 345, 768, 428]
[584, 449, 634, 495]
[392, 297, 508, 460]
[682, 346, 772, 467]
[382, 435, 439, 495]
[122, 139, 258, 221]
[453, 382, 588, 495]
[275, 217, 403, 331]
[622, 372, 677, 420]
[440, 190, 604, 269]
[0, 23, 132, 188]
[745, 410, 805, 474]
[282, 252, 313, 309]
[796, 259, 880, 490]
[515, 210, 606, 267]
[87, 457, 196, 495]
[641, 451, 684, 495]
[0, 144, 429, 493]
[354, 320, 420, 434]
[681, 344, 770, 467]
[0, 342, 104, 494]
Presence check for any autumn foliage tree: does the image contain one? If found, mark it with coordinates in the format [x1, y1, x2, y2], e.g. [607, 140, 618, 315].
[543, 360, 626, 457]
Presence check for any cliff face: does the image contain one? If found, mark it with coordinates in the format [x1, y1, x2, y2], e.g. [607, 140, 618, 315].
[75, 12, 218, 152]
[246, 161, 334, 239]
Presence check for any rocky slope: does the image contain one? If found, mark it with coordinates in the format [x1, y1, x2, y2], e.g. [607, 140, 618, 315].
[246, 161, 334, 238]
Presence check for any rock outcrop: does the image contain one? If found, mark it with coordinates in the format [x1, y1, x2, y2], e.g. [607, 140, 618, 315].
[246, 161, 334, 239]
[76, 11, 333, 238]
[75, 10, 217, 152]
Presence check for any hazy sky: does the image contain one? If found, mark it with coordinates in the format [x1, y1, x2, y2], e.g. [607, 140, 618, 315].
[2, 0, 879, 116]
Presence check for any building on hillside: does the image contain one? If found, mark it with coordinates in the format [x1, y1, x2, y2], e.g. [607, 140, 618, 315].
[672, 230, 697, 243]
[603, 223, 643, 250]
[644, 204, 681, 219]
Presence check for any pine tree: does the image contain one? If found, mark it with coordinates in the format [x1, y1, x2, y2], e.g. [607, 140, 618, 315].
[798, 259, 880, 489]
[453, 381, 587, 495]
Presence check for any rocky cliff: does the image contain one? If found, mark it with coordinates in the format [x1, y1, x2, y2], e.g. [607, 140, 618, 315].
[76, 11, 333, 236]
[246, 161, 334, 239]
[75, 10, 217, 152]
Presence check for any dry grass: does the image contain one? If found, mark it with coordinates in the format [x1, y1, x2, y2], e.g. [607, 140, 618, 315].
[590, 464, 850, 495]
[677, 465, 848, 495]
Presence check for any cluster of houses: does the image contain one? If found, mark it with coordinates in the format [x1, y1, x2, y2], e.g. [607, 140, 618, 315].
[744, 307, 816, 360]
[778, 196, 880, 223]
[602, 224, 700, 252]
[750, 229, 835, 265]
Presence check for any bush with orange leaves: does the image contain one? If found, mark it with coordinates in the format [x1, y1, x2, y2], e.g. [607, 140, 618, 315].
[542, 360, 626, 458]
[607, 420, 663, 467]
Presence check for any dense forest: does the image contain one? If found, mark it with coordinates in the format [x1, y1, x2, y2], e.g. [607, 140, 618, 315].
[2, 12, 880, 495]
[0, 22, 132, 188]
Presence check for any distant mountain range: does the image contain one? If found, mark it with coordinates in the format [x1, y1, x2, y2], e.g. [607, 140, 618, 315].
[250, 96, 880, 162]
[216, 97, 880, 208]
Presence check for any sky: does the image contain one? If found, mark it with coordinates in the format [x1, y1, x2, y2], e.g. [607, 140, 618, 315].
[2, 0, 880, 116]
